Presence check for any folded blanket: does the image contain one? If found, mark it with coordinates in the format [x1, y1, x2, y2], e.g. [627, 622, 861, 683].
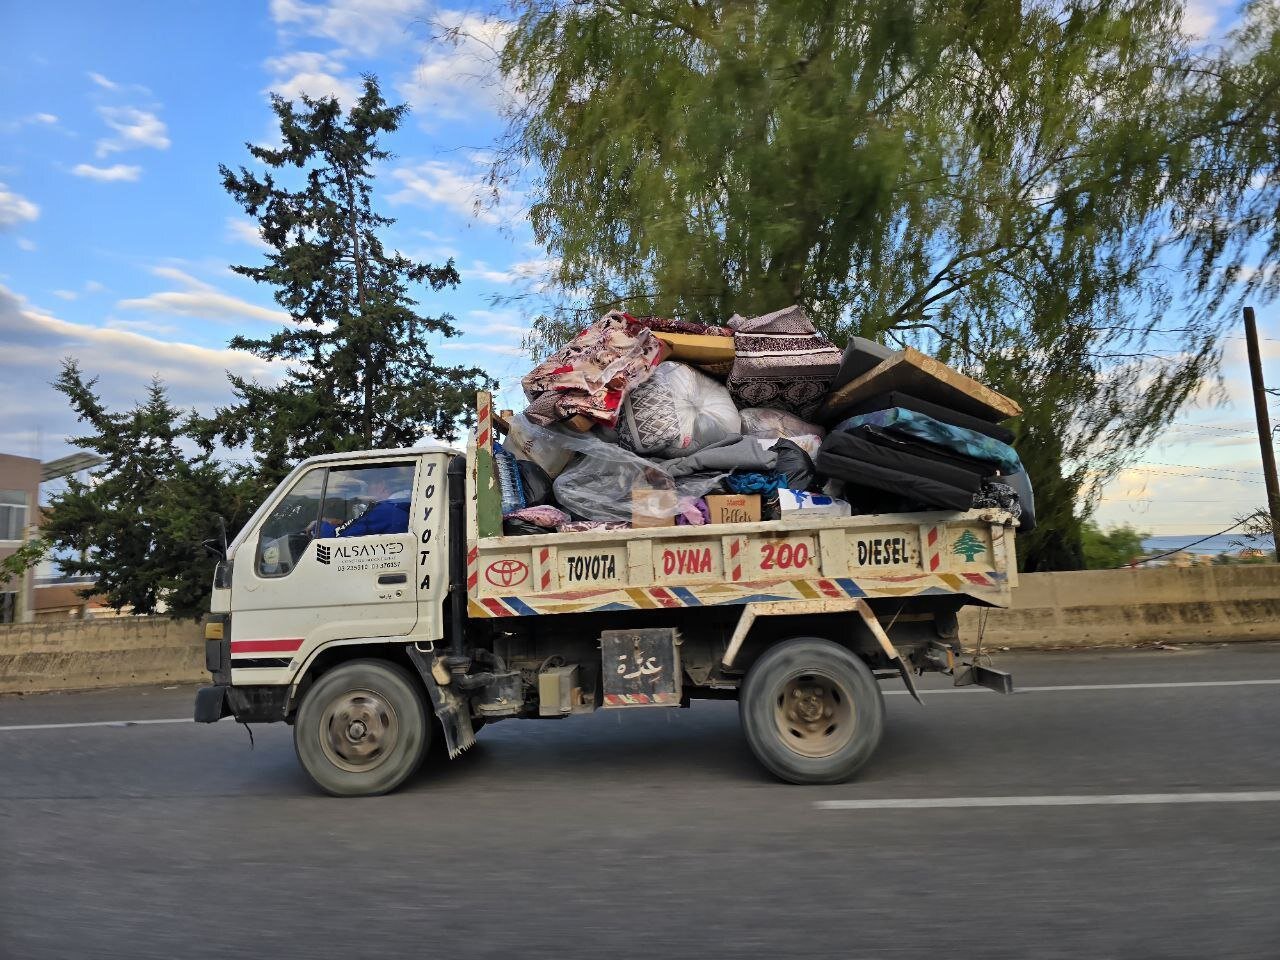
[726, 305, 841, 419]
[522, 311, 662, 427]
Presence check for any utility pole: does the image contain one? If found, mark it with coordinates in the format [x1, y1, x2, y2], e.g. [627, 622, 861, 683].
[1244, 306, 1280, 559]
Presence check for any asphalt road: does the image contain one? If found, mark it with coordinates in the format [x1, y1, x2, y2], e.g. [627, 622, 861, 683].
[2, 643, 1279, 959]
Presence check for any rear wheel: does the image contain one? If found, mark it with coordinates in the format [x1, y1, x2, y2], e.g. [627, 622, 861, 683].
[739, 637, 884, 784]
[294, 659, 430, 797]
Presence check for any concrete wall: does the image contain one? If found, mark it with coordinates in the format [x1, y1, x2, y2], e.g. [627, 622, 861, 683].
[2, 565, 1279, 695]
[0, 617, 205, 695]
[959, 563, 1280, 649]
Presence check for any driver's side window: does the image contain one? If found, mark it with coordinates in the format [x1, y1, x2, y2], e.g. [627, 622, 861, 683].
[256, 469, 325, 578]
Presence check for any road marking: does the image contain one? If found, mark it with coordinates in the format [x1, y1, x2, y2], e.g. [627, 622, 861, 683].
[1, 679, 1277, 731]
[817, 791, 1280, 810]
[0, 718, 191, 732]
[884, 678, 1280, 696]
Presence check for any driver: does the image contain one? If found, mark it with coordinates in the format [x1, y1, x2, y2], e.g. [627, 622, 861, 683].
[334, 471, 412, 537]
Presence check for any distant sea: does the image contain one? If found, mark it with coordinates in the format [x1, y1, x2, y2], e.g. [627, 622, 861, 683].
[1142, 534, 1275, 557]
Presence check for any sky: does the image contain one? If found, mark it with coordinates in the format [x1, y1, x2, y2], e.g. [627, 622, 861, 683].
[0, 0, 1271, 539]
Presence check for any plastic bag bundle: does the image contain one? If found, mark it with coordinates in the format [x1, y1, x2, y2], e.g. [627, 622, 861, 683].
[619, 361, 741, 457]
[740, 407, 825, 441]
[516, 419, 726, 521]
[506, 413, 576, 478]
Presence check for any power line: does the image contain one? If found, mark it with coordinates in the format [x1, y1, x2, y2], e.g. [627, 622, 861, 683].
[1120, 466, 1263, 483]
[1135, 460, 1263, 475]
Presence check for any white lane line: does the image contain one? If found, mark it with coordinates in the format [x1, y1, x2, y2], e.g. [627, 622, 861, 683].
[1, 679, 1278, 731]
[884, 678, 1280, 696]
[817, 791, 1280, 810]
[0, 718, 191, 732]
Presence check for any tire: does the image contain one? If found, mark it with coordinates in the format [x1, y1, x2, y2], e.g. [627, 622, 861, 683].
[294, 659, 430, 797]
[739, 637, 884, 785]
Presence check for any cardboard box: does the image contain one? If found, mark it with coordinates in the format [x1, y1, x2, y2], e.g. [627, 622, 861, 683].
[632, 487, 677, 527]
[705, 494, 761, 525]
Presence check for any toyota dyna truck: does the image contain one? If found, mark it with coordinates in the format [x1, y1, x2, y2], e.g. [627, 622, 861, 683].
[196, 393, 1015, 796]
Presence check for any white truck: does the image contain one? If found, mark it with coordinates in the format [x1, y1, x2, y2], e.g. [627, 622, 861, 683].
[196, 393, 1016, 796]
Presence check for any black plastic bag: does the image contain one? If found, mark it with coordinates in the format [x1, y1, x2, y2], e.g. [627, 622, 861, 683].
[517, 459, 555, 507]
[773, 439, 817, 491]
[503, 517, 549, 537]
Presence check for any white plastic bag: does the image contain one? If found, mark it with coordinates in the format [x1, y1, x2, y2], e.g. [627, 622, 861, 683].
[506, 413, 576, 478]
[740, 408, 825, 441]
[514, 418, 725, 521]
[620, 361, 741, 457]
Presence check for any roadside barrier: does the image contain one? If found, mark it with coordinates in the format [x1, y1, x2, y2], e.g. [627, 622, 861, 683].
[959, 563, 1280, 649]
[2, 564, 1278, 693]
[0, 617, 204, 694]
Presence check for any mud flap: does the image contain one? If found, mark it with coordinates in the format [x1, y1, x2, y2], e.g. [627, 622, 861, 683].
[407, 645, 476, 758]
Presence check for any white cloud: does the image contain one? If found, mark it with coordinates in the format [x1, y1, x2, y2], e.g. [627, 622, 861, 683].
[263, 49, 362, 105]
[16, 237, 36, 251]
[71, 162, 142, 182]
[466, 256, 558, 288]
[463, 309, 531, 339]
[95, 107, 170, 157]
[226, 216, 272, 251]
[398, 11, 514, 121]
[104, 317, 181, 336]
[1, 112, 59, 133]
[0, 183, 39, 229]
[437, 341, 527, 358]
[0, 284, 276, 456]
[52, 290, 78, 301]
[88, 71, 119, 90]
[117, 267, 289, 325]
[269, 0, 429, 56]
[390, 159, 517, 225]
[83, 280, 105, 294]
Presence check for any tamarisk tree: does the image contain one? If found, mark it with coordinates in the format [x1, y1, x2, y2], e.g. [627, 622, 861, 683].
[493, 0, 1261, 569]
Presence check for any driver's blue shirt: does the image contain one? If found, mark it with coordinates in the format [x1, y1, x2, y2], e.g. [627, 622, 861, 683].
[337, 498, 411, 538]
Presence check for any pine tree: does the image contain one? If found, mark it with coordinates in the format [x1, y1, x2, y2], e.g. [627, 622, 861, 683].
[212, 76, 491, 483]
[37, 361, 257, 618]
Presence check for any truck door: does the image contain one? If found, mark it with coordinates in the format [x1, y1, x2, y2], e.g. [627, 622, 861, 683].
[228, 459, 421, 673]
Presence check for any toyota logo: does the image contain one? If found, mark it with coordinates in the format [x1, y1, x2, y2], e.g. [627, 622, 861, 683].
[485, 559, 529, 588]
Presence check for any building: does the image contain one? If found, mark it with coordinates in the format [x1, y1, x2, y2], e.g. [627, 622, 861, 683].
[0, 452, 41, 623]
[1, 451, 109, 623]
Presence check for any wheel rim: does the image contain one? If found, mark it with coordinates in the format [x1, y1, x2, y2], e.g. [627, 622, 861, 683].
[772, 671, 856, 759]
[318, 688, 399, 773]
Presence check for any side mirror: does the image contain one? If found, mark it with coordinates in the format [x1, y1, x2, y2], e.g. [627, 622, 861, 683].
[202, 515, 230, 560]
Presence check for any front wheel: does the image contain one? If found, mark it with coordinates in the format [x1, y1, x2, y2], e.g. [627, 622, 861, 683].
[294, 659, 430, 797]
[739, 638, 884, 784]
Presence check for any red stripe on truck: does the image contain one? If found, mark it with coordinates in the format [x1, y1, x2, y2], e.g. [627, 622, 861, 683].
[230, 638, 304, 654]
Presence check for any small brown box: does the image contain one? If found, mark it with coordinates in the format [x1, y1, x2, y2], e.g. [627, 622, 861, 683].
[705, 494, 761, 524]
[632, 487, 677, 527]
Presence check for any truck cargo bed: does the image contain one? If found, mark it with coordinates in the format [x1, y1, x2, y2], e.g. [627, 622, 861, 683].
[467, 503, 1016, 618]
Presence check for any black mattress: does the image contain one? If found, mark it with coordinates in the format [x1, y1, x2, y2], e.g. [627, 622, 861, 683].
[839, 389, 1016, 444]
[817, 428, 985, 510]
[832, 336, 894, 389]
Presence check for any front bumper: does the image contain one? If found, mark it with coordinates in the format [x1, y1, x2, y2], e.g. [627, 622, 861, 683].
[193, 683, 291, 723]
